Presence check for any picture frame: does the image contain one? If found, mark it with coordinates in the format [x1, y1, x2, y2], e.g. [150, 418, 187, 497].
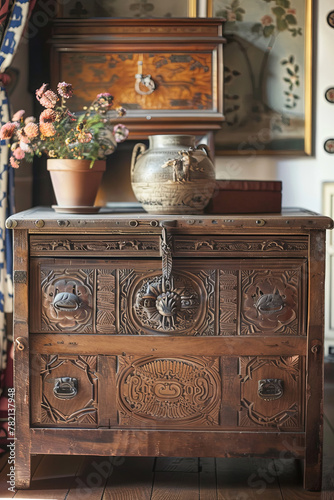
[208, 0, 313, 156]
[58, 0, 197, 19]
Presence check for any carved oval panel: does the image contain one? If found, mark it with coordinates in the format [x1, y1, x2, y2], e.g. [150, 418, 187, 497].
[118, 356, 221, 427]
[128, 270, 207, 335]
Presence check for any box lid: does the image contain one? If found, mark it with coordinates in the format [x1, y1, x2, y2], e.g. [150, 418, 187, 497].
[215, 180, 282, 192]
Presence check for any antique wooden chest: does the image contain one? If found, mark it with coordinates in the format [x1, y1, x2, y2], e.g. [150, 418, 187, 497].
[6, 207, 333, 490]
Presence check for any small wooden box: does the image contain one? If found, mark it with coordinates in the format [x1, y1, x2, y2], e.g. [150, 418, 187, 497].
[206, 180, 282, 214]
[50, 18, 225, 138]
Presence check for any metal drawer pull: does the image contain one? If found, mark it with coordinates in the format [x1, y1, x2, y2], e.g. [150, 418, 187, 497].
[258, 379, 283, 401]
[53, 377, 78, 400]
[15, 337, 25, 351]
[53, 292, 81, 311]
[255, 290, 285, 314]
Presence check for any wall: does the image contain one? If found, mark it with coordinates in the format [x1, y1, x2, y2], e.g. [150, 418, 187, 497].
[215, 0, 332, 214]
[215, 0, 334, 354]
[8, 42, 33, 213]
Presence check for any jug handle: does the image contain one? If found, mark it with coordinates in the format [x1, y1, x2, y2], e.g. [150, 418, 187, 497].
[131, 143, 147, 177]
[196, 143, 213, 162]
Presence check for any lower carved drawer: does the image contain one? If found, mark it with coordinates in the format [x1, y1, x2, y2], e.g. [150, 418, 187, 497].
[30, 353, 304, 431]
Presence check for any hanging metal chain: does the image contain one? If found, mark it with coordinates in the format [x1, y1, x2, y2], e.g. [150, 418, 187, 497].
[160, 224, 174, 292]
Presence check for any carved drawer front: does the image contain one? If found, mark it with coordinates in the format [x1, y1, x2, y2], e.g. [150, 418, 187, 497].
[30, 353, 303, 431]
[221, 355, 305, 430]
[30, 354, 116, 428]
[117, 355, 221, 428]
[30, 258, 306, 336]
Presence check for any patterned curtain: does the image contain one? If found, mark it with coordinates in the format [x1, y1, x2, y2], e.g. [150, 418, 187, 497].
[0, 0, 35, 372]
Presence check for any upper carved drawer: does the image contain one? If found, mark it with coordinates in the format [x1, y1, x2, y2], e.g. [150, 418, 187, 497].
[30, 258, 307, 336]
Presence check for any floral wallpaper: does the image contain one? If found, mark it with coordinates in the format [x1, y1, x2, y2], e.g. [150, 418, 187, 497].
[213, 0, 308, 154]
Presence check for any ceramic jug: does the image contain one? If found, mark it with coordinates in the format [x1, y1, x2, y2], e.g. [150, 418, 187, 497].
[131, 135, 216, 214]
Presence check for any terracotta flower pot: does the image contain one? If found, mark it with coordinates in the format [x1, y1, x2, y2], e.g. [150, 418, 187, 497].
[47, 159, 106, 213]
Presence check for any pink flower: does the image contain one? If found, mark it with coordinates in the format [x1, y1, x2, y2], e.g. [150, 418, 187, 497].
[96, 93, 114, 109]
[39, 90, 58, 109]
[13, 147, 25, 160]
[57, 81, 73, 99]
[113, 124, 129, 143]
[10, 156, 20, 169]
[24, 116, 36, 125]
[261, 15, 273, 26]
[24, 122, 39, 139]
[12, 110, 25, 122]
[0, 122, 17, 140]
[78, 131, 93, 143]
[40, 109, 56, 123]
[40, 122, 56, 137]
[36, 83, 48, 100]
[287, 8, 296, 15]
[17, 128, 30, 144]
[97, 92, 113, 100]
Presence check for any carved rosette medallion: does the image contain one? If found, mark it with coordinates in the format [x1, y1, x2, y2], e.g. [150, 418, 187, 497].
[130, 271, 206, 334]
[238, 356, 302, 429]
[117, 356, 221, 427]
[40, 355, 98, 426]
[41, 269, 94, 332]
[240, 269, 300, 335]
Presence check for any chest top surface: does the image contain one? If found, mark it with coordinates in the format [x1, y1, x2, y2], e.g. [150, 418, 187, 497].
[5, 206, 334, 234]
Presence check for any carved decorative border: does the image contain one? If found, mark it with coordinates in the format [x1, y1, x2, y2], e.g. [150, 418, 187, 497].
[219, 269, 238, 335]
[96, 269, 116, 333]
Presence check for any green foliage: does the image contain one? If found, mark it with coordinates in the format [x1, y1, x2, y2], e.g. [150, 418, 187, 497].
[252, 23, 263, 33]
[281, 54, 301, 108]
[216, 0, 245, 23]
[255, 0, 301, 38]
[235, 10, 244, 21]
[285, 14, 297, 25]
[275, 0, 290, 7]
[272, 6, 285, 17]
[277, 17, 288, 31]
[263, 25, 275, 37]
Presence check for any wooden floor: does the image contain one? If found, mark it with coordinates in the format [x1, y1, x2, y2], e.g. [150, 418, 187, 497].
[0, 364, 333, 500]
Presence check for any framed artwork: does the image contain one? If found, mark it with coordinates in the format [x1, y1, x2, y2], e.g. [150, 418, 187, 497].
[58, 0, 197, 19]
[208, 0, 313, 156]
